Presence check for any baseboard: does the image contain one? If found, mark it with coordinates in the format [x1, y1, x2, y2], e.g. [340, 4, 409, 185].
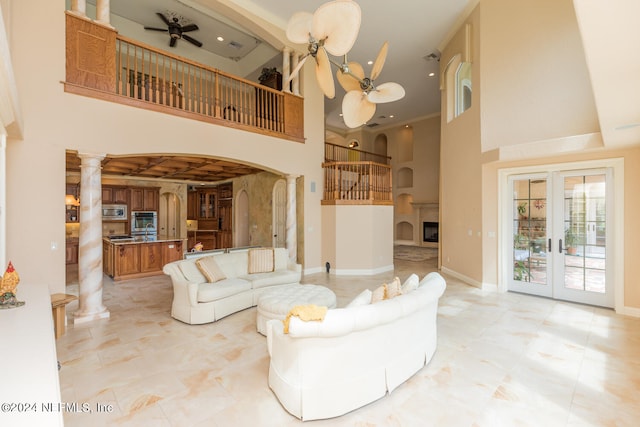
[303, 266, 324, 275]
[440, 266, 496, 291]
[618, 305, 640, 318]
[333, 264, 395, 276]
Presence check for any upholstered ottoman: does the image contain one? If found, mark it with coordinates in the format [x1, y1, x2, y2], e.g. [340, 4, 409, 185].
[256, 284, 337, 335]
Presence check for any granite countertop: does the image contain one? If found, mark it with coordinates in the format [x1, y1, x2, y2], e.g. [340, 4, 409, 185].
[104, 235, 185, 245]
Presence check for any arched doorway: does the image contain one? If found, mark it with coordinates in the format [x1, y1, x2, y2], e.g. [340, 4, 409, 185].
[235, 189, 250, 247]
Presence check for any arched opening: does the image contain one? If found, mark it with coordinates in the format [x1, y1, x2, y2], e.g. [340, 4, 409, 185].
[396, 221, 414, 241]
[397, 167, 414, 188]
[234, 189, 250, 247]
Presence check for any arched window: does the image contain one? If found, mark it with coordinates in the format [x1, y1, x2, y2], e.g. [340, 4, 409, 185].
[455, 61, 472, 116]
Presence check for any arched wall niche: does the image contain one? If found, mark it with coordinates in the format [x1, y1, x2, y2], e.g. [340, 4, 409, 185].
[396, 221, 413, 241]
[373, 133, 388, 158]
[397, 167, 413, 188]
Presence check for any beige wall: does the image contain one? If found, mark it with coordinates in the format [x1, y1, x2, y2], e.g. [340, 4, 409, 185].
[321, 205, 394, 275]
[4, 0, 325, 294]
[441, 0, 640, 312]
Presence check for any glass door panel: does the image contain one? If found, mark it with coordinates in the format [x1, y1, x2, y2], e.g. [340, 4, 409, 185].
[554, 170, 612, 307]
[508, 175, 551, 297]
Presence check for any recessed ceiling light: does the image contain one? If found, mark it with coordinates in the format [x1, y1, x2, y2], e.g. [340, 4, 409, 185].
[389, 115, 395, 118]
[428, 72, 435, 77]
[217, 36, 224, 42]
[339, 113, 343, 117]
[367, 60, 373, 65]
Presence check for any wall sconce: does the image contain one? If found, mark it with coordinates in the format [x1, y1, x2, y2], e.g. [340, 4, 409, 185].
[65, 194, 80, 207]
[348, 139, 359, 148]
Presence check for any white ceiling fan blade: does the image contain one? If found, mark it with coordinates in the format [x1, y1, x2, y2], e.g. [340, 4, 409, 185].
[342, 90, 376, 128]
[286, 54, 309, 83]
[367, 82, 406, 104]
[312, 0, 361, 56]
[336, 61, 364, 92]
[286, 12, 313, 44]
[316, 48, 335, 99]
[370, 41, 389, 81]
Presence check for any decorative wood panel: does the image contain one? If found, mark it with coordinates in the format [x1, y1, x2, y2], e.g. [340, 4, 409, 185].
[65, 12, 116, 92]
[284, 94, 304, 140]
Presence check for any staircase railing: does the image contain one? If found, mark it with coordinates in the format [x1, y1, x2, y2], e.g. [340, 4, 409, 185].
[322, 161, 393, 205]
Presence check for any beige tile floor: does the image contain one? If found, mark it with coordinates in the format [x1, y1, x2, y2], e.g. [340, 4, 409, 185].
[57, 255, 640, 427]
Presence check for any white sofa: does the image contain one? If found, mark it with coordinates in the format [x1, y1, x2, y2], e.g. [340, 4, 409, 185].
[163, 247, 302, 324]
[266, 272, 446, 421]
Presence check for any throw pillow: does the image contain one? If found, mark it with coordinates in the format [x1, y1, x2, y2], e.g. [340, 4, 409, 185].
[195, 256, 227, 283]
[371, 284, 386, 304]
[346, 289, 373, 308]
[386, 277, 402, 299]
[248, 248, 275, 273]
[401, 273, 419, 294]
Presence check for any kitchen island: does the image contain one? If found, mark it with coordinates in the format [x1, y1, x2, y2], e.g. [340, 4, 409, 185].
[103, 235, 184, 281]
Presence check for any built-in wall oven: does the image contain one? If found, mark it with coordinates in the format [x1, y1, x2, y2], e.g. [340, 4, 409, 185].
[131, 211, 158, 236]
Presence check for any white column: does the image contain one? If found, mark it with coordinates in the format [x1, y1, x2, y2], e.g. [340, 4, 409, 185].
[70, 0, 87, 17]
[282, 47, 291, 93]
[291, 54, 301, 96]
[74, 153, 110, 324]
[95, 0, 112, 27]
[285, 175, 298, 263]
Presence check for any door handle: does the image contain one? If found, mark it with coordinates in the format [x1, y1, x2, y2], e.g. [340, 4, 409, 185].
[548, 238, 552, 252]
[558, 239, 563, 253]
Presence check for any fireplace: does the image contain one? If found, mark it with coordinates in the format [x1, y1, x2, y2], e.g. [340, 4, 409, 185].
[423, 222, 439, 243]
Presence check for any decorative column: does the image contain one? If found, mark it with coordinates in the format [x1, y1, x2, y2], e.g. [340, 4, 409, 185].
[70, 0, 87, 17]
[74, 153, 109, 324]
[285, 175, 298, 263]
[282, 47, 292, 93]
[291, 54, 301, 96]
[95, 0, 112, 27]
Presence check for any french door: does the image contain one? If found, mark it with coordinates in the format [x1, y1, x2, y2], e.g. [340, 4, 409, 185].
[508, 168, 613, 308]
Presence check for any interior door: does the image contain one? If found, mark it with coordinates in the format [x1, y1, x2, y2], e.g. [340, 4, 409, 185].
[508, 169, 613, 308]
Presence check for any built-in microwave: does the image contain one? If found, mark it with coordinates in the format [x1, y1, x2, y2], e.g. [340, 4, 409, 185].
[102, 204, 127, 221]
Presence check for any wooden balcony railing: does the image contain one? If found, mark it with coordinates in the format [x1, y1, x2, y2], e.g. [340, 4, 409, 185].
[63, 12, 304, 142]
[324, 142, 391, 164]
[322, 161, 393, 205]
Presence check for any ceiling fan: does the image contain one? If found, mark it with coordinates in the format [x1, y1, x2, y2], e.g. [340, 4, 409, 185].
[144, 12, 203, 48]
[286, 0, 405, 129]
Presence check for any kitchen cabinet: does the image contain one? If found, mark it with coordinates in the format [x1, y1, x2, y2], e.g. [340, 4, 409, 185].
[115, 244, 141, 277]
[187, 191, 198, 220]
[130, 187, 159, 211]
[163, 240, 183, 264]
[103, 240, 114, 276]
[140, 243, 163, 273]
[104, 238, 183, 281]
[198, 189, 217, 219]
[65, 239, 79, 264]
[102, 186, 129, 204]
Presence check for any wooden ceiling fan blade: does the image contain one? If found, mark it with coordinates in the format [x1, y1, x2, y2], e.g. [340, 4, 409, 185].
[286, 11, 313, 44]
[342, 90, 376, 128]
[286, 54, 309, 83]
[367, 82, 405, 104]
[312, 0, 361, 56]
[370, 41, 389, 81]
[337, 61, 364, 92]
[316, 48, 335, 99]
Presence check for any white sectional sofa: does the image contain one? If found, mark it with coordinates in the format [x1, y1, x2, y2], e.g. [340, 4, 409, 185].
[163, 247, 302, 324]
[266, 272, 446, 421]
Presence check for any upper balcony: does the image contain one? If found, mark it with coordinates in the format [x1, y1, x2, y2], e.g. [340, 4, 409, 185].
[63, 12, 304, 142]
